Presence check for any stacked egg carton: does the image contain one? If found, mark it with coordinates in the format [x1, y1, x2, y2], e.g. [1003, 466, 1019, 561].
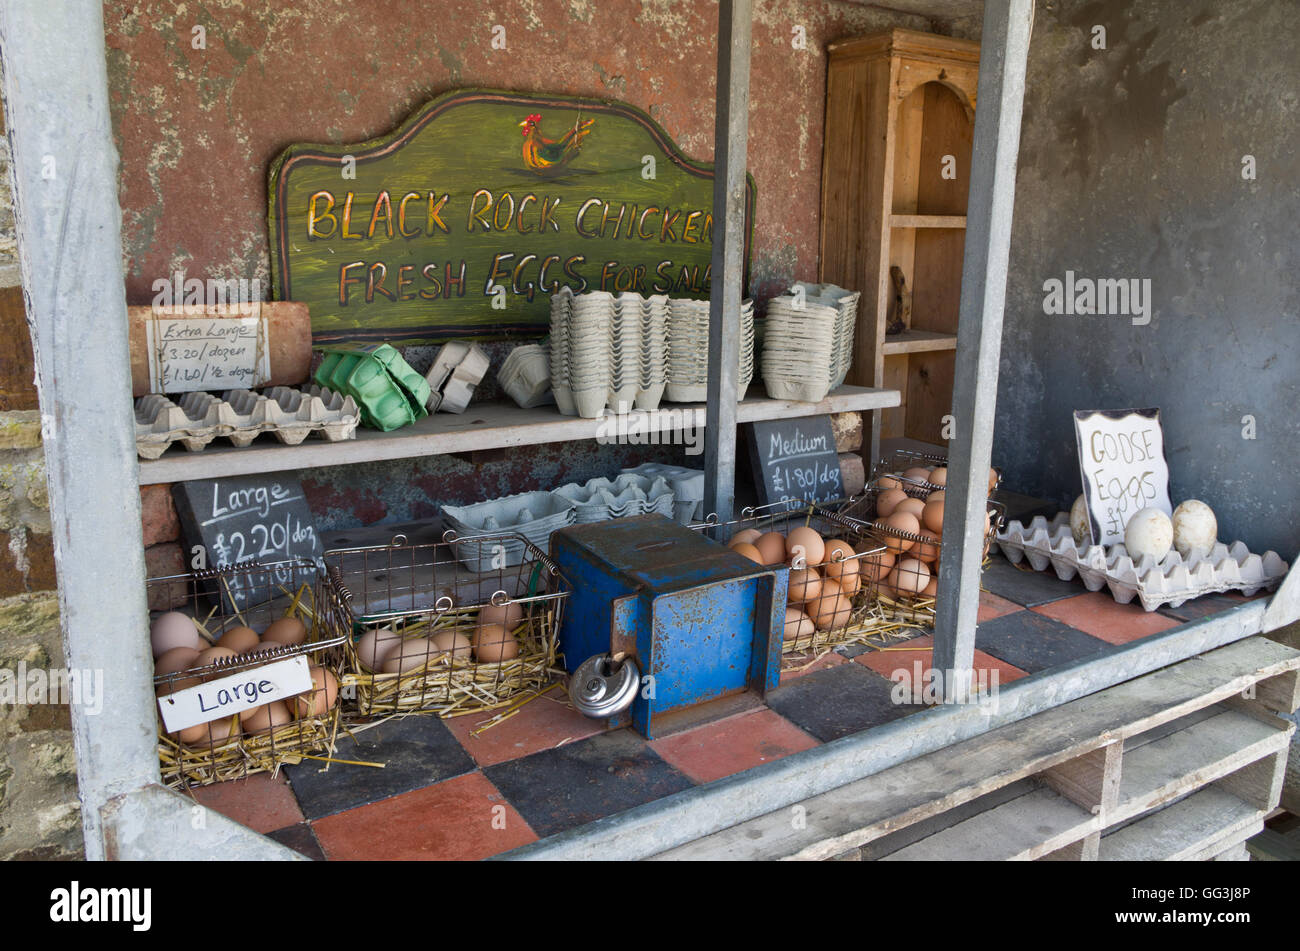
[664, 297, 755, 402]
[498, 344, 554, 409]
[762, 283, 859, 403]
[994, 513, 1289, 612]
[553, 473, 676, 524]
[549, 288, 671, 418]
[135, 385, 360, 459]
[621, 463, 706, 524]
[441, 491, 577, 570]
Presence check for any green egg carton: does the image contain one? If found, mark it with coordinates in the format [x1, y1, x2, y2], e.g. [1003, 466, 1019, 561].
[314, 343, 432, 431]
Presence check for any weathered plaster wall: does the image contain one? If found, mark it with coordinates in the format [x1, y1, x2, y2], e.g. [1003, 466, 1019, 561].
[998, 0, 1299, 556]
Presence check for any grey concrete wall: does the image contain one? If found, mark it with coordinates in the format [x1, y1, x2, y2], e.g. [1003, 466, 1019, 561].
[997, 0, 1299, 557]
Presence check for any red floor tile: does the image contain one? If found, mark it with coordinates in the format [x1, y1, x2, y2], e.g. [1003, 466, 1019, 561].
[854, 635, 1028, 688]
[779, 649, 848, 684]
[311, 771, 536, 860]
[649, 708, 818, 784]
[443, 690, 606, 767]
[979, 590, 1023, 623]
[1031, 592, 1181, 645]
[189, 772, 304, 835]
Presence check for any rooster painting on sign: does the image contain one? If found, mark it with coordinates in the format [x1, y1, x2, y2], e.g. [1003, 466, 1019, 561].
[519, 112, 595, 175]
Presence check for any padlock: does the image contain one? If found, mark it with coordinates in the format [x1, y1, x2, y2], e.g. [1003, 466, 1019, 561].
[569, 653, 640, 719]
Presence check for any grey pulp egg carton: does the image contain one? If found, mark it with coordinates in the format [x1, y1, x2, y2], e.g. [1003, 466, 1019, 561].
[552, 474, 675, 524]
[134, 385, 360, 459]
[424, 341, 489, 414]
[498, 344, 554, 409]
[441, 491, 576, 570]
[621, 463, 706, 524]
[994, 512, 1289, 612]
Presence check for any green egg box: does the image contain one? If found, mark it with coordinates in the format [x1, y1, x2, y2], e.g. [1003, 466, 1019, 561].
[314, 344, 432, 432]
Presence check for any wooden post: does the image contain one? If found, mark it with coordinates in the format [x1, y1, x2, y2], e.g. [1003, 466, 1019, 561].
[703, 0, 752, 524]
[932, 0, 1035, 686]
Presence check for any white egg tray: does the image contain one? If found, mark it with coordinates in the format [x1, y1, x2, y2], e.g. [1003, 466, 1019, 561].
[621, 463, 706, 524]
[553, 474, 675, 524]
[993, 512, 1289, 612]
[498, 344, 554, 409]
[442, 491, 576, 570]
[134, 385, 360, 459]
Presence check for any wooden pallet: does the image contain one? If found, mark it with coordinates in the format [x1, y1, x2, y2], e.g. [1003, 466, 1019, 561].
[650, 636, 1299, 861]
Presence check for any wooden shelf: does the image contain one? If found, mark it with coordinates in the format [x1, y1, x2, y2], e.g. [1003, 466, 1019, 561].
[888, 214, 967, 229]
[882, 329, 959, 355]
[136, 384, 902, 485]
[1099, 787, 1264, 861]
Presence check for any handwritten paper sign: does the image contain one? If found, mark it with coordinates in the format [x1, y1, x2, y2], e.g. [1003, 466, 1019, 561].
[746, 417, 845, 509]
[157, 655, 312, 732]
[172, 475, 322, 611]
[1073, 408, 1172, 546]
[144, 313, 271, 393]
[269, 89, 755, 345]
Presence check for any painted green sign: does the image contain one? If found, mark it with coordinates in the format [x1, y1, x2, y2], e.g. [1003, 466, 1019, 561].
[269, 89, 755, 345]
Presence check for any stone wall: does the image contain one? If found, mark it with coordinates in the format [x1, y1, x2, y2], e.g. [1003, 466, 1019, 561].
[0, 90, 84, 860]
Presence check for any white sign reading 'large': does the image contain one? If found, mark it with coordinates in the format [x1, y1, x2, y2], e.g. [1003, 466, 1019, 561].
[1073, 408, 1172, 547]
[156, 655, 312, 733]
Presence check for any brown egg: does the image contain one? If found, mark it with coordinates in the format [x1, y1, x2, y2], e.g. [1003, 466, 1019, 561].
[287, 666, 339, 718]
[927, 490, 946, 502]
[861, 549, 895, 583]
[187, 714, 238, 750]
[479, 600, 525, 631]
[357, 628, 404, 672]
[889, 558, 931, 597]
[879, 512, 920, 553]
[922, 499, 945, 533]
[216, 626, 260, 654]
[785, 527, 826, 567]
[787, 566, 823, 604]
[822, 539, 860, 592]
[430, 629, 473, 663]
[876, 476, 903, 491]
[988, 467, 1000, 492]
[895, 497, 926, 520]
[193, 646, 240, 679]
[381, 637, 438, 674]
[914, 529, 942, 564]
[730, 528, 762, 547]
[876, 578, 897, 601]
[921, 576, 939, 598]
[902, 467, 933, 484]
[156, 672, 202, 696]
[245, 640, 292, 658]
[784, 607, 815, 641]
[730, 542, 765, 564]
[876, 488, 909, 518]
[151, 612, 204, 658]
[263, 617, 308, 647]
[929, 467, 948, 487]
[473, 623, 520, 663]
[755, 532, 788, 566]
[809, 578, 852, 631]
[176, 720, 212, 747]
[244, 700, 292, 736]
[155, 646, 202, 677]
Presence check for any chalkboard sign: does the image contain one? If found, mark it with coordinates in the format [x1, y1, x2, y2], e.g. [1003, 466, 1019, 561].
[1073, 408, 1172, 546]
[746, 417, 845, 508]
[173, 475, 322, 611]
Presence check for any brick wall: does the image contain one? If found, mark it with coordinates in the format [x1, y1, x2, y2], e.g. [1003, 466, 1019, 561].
[0, 83, 84, 860]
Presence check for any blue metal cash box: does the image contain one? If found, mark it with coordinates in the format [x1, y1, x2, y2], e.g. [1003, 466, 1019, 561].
[551, 514, 787, 739]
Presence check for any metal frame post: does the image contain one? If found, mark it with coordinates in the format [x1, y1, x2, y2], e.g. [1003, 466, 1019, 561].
[932, 0, 1034, 683]
[703, 0, 753, 524]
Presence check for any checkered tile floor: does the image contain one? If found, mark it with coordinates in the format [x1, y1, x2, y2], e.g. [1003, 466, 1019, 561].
[189, 555, 1265, 859]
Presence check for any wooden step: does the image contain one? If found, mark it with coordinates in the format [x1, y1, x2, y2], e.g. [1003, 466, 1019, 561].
[1113, 704, 1293, 824]
[1100, 787, 1263, 861]
[882, 784, 1097, 861]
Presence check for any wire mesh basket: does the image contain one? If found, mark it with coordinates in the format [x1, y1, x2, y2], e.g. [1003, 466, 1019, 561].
[838, 485, 1007, 626]
[690, 500, 895, 655]
[320, 531, 569, 717]
[147, 559, 348, 788]
[869, 447, 1003, 496]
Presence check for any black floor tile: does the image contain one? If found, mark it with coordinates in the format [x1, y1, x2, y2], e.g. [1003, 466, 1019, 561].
[483, 729, 695, 839]
[981, 557, 1084, 607]
[974, 610, 1111, 674]
[1157, 594, 1245, 623]
[283, 714, 476, 820]
[267, 822, 326, 861]
[764, 663, 922, 743]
